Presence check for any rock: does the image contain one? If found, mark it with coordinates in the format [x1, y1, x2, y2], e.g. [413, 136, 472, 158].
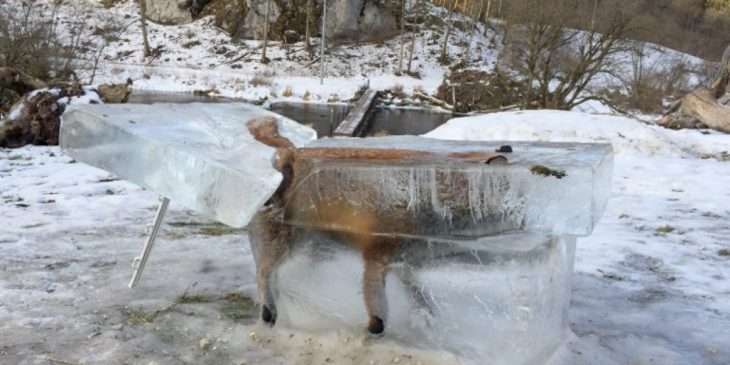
[199, 0, 399, 41]
[145, 0, 193, 25]
[243, 0, 281, 39]
[199, 337, 212, 350]
[97, 79, 133, 104]
[199, 0, 249, 36]
[326, 0, 398, 41]
[111, 323, 124, 330]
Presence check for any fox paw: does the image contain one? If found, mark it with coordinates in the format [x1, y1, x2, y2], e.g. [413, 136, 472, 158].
[261, 305, 277, 326]
[367, 316, 384, 335]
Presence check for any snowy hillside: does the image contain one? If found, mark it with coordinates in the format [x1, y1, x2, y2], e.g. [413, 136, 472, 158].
[8, 0, 708, 108]
[1, 110, 728, 364]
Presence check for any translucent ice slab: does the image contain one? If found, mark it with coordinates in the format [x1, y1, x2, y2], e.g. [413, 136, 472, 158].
[60, 103, 316, 227]
[283, 136, 612, 237]
[260, 230, 576, 365]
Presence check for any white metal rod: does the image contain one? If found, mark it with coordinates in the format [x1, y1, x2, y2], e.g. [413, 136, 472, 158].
[128, 196, 170, 288]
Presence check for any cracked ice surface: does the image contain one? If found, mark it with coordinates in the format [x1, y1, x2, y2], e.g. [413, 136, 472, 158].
[60, 103, 316, 227]
[285, 137, 613, 237]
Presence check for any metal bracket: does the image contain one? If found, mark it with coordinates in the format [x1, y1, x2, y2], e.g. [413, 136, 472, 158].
[128, 196, 170, 288]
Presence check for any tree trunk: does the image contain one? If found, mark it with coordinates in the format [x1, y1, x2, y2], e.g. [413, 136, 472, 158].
[711, 45, 730, 98]
[660, 89, 730, 133]
[407, 0, 421, 73]
[483, 0, 491, 36]
[139, 0, 152, 57]
[440, 0, 456, 63]
[261, 0, 271, 63]
[304, 0, 313, 57]
[398, 0, 406, 73]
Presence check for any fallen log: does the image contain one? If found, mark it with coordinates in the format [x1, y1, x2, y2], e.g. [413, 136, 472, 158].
[660, 44, 730, 134]
[659, 89, 730, 133]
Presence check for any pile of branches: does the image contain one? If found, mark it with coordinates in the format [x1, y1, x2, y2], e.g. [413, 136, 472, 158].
[435, 68, 526, 113]
[0, 67, 132, 148]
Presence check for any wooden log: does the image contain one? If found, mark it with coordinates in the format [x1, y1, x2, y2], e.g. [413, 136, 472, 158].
[660, 89, 730, 133]
[334, 89, 379, 137]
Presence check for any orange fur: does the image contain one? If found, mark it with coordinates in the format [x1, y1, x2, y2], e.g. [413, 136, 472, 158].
[246, 119, 506, 334]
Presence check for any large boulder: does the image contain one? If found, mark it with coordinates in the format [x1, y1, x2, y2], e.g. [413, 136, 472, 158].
[201, 0, 399, 42]
[326, 0, 398, 41]
[199, 0, 249, 36]
[145, 0, 193, 25]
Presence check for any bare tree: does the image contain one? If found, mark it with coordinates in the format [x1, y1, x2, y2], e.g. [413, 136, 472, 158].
[138, 0, 152, 57]
[499, 0, 632, 109]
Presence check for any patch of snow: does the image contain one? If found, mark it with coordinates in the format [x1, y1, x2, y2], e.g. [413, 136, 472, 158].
[7, 103, 24, 121]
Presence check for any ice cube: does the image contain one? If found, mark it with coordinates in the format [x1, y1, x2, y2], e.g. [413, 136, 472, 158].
[60, 103, 316, 227]
[256, 230, 575, 365]
[283, 136, 612, 237]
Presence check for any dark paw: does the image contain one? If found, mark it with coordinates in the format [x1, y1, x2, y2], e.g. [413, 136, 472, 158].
[261, 305, 276, 326]
[367, 316, 384, 335]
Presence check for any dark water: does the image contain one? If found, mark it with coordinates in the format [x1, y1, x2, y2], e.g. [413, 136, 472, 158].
[127, 91, 454, 137]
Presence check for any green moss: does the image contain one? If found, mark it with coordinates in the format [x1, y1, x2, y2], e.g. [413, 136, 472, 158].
[221, 292, 256, 322]
[718, 248, 730, 257]
[167, 221, 208, 227]
[198, 226, 245, 236]
[124, 303, 179, 325]
[655, 225, 676, 234]
[530, 165, 567, 179]
[125, 307, 157, 324]
[175, 293, 211, 304]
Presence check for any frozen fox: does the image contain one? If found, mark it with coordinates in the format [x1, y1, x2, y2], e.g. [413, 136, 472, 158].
[246, 118, 507, 334]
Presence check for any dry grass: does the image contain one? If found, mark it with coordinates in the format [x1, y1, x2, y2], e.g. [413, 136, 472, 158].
[302, 90, 311, 101]
[327, 92, 340, 102]
[250, 72, 273, 87]
[282, 85, 293, 97]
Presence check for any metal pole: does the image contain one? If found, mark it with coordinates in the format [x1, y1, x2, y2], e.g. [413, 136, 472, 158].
[320, 0, 327, 84]
[129, 196, 169, 288]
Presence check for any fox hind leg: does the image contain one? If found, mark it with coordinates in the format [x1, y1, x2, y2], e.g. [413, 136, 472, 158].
[249, 209, 292, 326]
[361, 236, 400, 335]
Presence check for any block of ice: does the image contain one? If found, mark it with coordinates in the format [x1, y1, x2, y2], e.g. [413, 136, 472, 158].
[283, 136, 612, 237]
[60, 103, 316, 227]
[259, 230, 575, 365]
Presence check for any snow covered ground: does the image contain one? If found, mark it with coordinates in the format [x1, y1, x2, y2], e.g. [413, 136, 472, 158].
[2, 0, 729, 363]
[1, 109, 729, 364]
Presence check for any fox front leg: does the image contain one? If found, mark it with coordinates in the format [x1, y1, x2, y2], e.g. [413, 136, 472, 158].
[361, 236, 400, 335]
